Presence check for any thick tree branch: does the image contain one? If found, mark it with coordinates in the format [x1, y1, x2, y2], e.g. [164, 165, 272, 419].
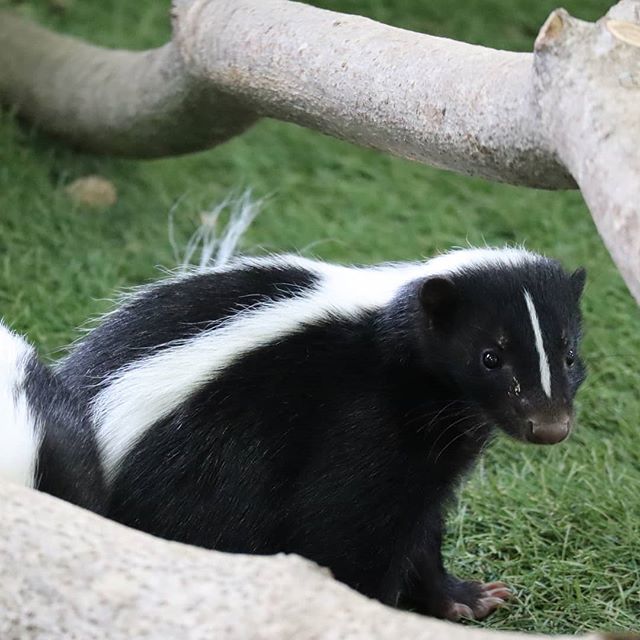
[534, 5, 640, 306]
[171, 0, 571, 189]
[0, 13, 257, 156]
[0, 480, 616, 639]
[0, 0, 638, 302]
[0, 3, 571, 188]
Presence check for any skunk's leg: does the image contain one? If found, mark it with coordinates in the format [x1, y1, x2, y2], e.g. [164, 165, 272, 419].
[443, 577, 512, 621]
[398, 514, 512, 620]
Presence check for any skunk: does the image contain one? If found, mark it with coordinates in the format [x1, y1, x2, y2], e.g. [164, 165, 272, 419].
[0, 246, 586, 620]
[0, 326, 104, 512]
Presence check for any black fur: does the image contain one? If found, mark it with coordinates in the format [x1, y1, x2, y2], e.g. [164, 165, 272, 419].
[44, 254, 586, 618]
[62, 263, 319, 401]
[24, 354, 105, 513]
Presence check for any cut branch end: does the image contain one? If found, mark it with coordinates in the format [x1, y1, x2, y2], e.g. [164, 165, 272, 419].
[535, 9, 568, 50]
[606, 19, 640, 46]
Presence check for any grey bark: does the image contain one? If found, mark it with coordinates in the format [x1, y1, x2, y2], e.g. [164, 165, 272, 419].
[533, 7, 640, 307]
[0, 479, 615, 640]
[0, 1, 638, 303]
[0, 13, 257, 156]
[0, 1, 572, 188]
[171, 0, 571, 189]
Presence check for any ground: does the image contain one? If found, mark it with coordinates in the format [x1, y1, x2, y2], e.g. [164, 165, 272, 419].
[0, 0, 638, 634]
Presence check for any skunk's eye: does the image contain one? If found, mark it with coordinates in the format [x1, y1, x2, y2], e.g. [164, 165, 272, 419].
[566, 349, 576, 367]
[482, 350, 501, 370]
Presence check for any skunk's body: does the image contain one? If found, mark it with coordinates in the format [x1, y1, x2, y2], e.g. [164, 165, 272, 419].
[0, 247, 586, 620]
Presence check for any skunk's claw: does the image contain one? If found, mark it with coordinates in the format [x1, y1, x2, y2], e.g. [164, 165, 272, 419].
[446, 581, 512, 621]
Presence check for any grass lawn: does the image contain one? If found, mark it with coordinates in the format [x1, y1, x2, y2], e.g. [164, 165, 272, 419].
[1, 0, 638, 634]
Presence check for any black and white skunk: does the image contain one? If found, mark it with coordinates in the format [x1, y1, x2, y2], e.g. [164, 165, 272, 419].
[0, 244, 586, 620]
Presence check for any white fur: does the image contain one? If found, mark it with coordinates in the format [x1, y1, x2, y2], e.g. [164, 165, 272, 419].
[0, 322, 40, 487]
[523, 289, 552, 398]
[173, 190, 263, 272]
[92, 247, 539, 481]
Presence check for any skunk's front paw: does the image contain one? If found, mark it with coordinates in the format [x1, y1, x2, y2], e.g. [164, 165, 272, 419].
[445, 579, 512, 621]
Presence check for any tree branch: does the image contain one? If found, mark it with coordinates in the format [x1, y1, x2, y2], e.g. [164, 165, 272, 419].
[171, 0, 572, 189]
[0, 12, 257, 156]
[0, 0, 638, 302]
[0, 479, 615, 639]
[533, 3, 640, 305]
[0, 2, 572, 188]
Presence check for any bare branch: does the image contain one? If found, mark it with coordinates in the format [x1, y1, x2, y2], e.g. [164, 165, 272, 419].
[0, 0, 638, 301]
[0, 479, 612, 640]
[0, 12, 257, 157]
[0, 3, 573, 188]
[534, 1, 640, 303]
[171, 0, 573, 189]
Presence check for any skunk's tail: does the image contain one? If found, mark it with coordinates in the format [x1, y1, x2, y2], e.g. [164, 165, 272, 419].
[0, 323, 40, 488]
[1, 192, 261, 509]
[0, 322, 105, 511]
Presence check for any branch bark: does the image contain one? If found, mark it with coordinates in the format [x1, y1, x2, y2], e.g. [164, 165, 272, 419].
[0, 13, 257, 156]
[171, 0, 572, 189]
[533, 6, 640, 307]
[0, 479, 616, 640]
[0, 0, 638, 300]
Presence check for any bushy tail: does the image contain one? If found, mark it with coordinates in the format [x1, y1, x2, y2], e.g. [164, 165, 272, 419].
[0, 322, 40, 488]
[0, 322, 106, 510]
[1, 192, 261, 503]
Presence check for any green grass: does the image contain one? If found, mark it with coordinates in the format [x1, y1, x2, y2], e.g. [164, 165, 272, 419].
[1, 0, 638, 634]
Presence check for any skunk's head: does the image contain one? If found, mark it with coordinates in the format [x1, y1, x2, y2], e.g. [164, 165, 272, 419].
[418, 249, 586, 445]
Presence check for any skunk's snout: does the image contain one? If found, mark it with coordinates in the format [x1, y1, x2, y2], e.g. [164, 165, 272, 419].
[525, 413, 571, 445]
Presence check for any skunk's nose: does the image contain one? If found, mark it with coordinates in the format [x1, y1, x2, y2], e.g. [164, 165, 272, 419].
[526, 414, 571, 444]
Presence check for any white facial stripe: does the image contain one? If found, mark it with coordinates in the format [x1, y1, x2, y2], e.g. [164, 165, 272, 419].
[523, 289, 551, 398]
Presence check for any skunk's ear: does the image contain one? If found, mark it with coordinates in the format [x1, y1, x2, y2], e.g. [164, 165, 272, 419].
[570, 267, 587, 300]
[420, 276, 457, 328]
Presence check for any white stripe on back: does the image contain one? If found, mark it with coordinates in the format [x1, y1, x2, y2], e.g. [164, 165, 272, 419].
[90, 247, 540, 481]
[523, 289, 551, 398]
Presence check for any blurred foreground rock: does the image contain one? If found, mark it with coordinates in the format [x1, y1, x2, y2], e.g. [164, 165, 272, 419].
[0, 480, 613, 640]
